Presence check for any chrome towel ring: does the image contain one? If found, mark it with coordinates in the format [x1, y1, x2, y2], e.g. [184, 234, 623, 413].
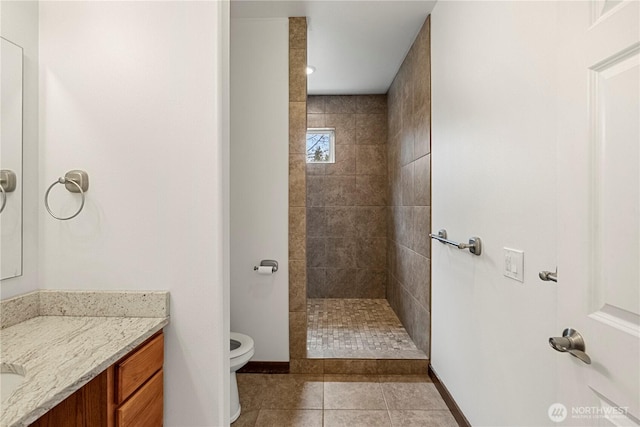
[45, 170, 89, 220]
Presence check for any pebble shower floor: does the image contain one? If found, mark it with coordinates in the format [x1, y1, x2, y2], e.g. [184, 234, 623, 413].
[306, 299, 426, 359]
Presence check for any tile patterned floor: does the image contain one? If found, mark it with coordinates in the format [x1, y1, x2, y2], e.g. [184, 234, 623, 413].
[234, 373, 458, 427]
[307, 299, 427, 359]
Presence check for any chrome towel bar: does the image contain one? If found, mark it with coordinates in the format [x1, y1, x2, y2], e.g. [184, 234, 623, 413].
[429, 229, 482, 256]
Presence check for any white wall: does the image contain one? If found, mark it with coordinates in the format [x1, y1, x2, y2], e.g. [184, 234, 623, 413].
[38, 2, 229, 426]
[230, 18, 289, 361]
[431, 2, 559, 426]
[1, 1, 39, 298]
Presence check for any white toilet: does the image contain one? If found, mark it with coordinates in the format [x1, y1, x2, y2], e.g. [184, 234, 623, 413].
[230, 332, 255, 423]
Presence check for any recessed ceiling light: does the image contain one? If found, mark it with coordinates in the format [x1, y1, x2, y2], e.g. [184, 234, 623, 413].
[306, 66, 316, 75]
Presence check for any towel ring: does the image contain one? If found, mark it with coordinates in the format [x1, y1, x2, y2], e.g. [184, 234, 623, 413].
[45, 171, 89, 220]
[0, 169, 17, 214]
[0, 184, 6, 214]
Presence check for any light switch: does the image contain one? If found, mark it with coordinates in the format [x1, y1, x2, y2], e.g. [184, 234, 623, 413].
[504, 248, 524, 282]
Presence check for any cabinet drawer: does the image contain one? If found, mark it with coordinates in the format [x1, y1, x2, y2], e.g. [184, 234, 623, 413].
[116, 369, 163, 427]
[115, 333, 164, 404]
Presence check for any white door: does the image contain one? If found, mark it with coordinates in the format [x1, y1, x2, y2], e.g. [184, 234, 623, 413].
[556, 1, 640, 425]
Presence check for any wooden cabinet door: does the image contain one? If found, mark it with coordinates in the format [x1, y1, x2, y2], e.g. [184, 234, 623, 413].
[115, 370, 163, 427]
[30, 370, 109, 427]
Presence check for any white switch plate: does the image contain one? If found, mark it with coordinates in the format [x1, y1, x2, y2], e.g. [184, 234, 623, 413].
[504, 248, 524, 282]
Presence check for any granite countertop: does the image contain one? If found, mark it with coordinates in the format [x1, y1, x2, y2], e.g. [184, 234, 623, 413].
[0, 291, 170, 427]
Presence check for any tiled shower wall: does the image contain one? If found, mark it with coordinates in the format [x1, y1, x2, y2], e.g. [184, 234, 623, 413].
[288, 17, 309, 371]
[387, 16, 431, 355]
[306, 95, 388, 299]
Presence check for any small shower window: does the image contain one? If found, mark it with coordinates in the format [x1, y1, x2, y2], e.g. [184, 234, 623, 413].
[306, 128, 335, 163]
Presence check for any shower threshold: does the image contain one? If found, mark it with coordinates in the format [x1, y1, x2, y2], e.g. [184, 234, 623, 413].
[306, 298, 427, 360]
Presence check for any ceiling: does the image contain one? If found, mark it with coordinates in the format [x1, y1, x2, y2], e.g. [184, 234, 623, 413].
[231, 1, 437, 95]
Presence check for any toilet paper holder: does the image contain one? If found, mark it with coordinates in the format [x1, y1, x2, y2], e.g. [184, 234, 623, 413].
[254, 260, 278, 273]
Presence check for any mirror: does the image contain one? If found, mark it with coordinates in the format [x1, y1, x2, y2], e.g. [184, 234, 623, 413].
[1, 37, 24, 280]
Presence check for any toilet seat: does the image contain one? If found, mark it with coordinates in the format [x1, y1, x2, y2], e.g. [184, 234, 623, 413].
[230, 332, 254, 360]
[230, 332, 255, 370]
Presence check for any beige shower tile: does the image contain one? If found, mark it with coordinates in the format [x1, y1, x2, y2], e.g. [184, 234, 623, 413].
[290, 207, 306, 236]
[388, 89, 402, 140]
[325, 95, 356, 113]
[407, 251, 430, 310]
[307, 162, 327, 176]
[289, 231, 306, 261]
[325, 268, 357, 297]
[326, 113, 356, 145]
[355, 95, 387, 114]
[307, 96, 325, 113]
[307, 175, 325, 207]
[289, 48, 307, 102]
[325, 206, 356, 238]
[413, 46, 430, 111]
[307, 207, 326, 237]
[289, 260, 307, 312]
[326, 144, 355, 175]
[289, 312, 308, 359]
[356, 237, 387, 269]
[388, 132, 401, 173]
[356, 114, 388, 145]
[399, 86, 415, 165]
[325, 176, 356, 206]
[356, 145, 387, 176]
[355, 269, 386, 299]
[414, 104, 431, 158]
[414, 154, 430, 206]
[289, 17, 307, 49]
[413, 206, 431, 258]
[307, 268, 326, 298]
[355, 206, 387, 238]
[401, 163, 415, 207]
[395, 206, 414, 250]
[290, 154, 306, 207]
[307, 113, 325, 128]
[290, 102, 307, 154]
[307, 237, 327, 268]
[326, 238, 357, 269]
[289, 195, 306, 250]
[355, 175, 388, 206]
[389, 163, 403, 207]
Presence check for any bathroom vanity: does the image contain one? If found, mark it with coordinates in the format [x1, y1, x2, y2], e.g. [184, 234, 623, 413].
[31, 332, 164, 427]
[0, 291, 169, 427]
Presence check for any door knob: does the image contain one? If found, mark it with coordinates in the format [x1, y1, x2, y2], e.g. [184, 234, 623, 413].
[549, 328, 591, 364]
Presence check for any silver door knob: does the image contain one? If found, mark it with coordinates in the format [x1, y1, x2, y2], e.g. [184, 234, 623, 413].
[549, 328, 591, 364]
